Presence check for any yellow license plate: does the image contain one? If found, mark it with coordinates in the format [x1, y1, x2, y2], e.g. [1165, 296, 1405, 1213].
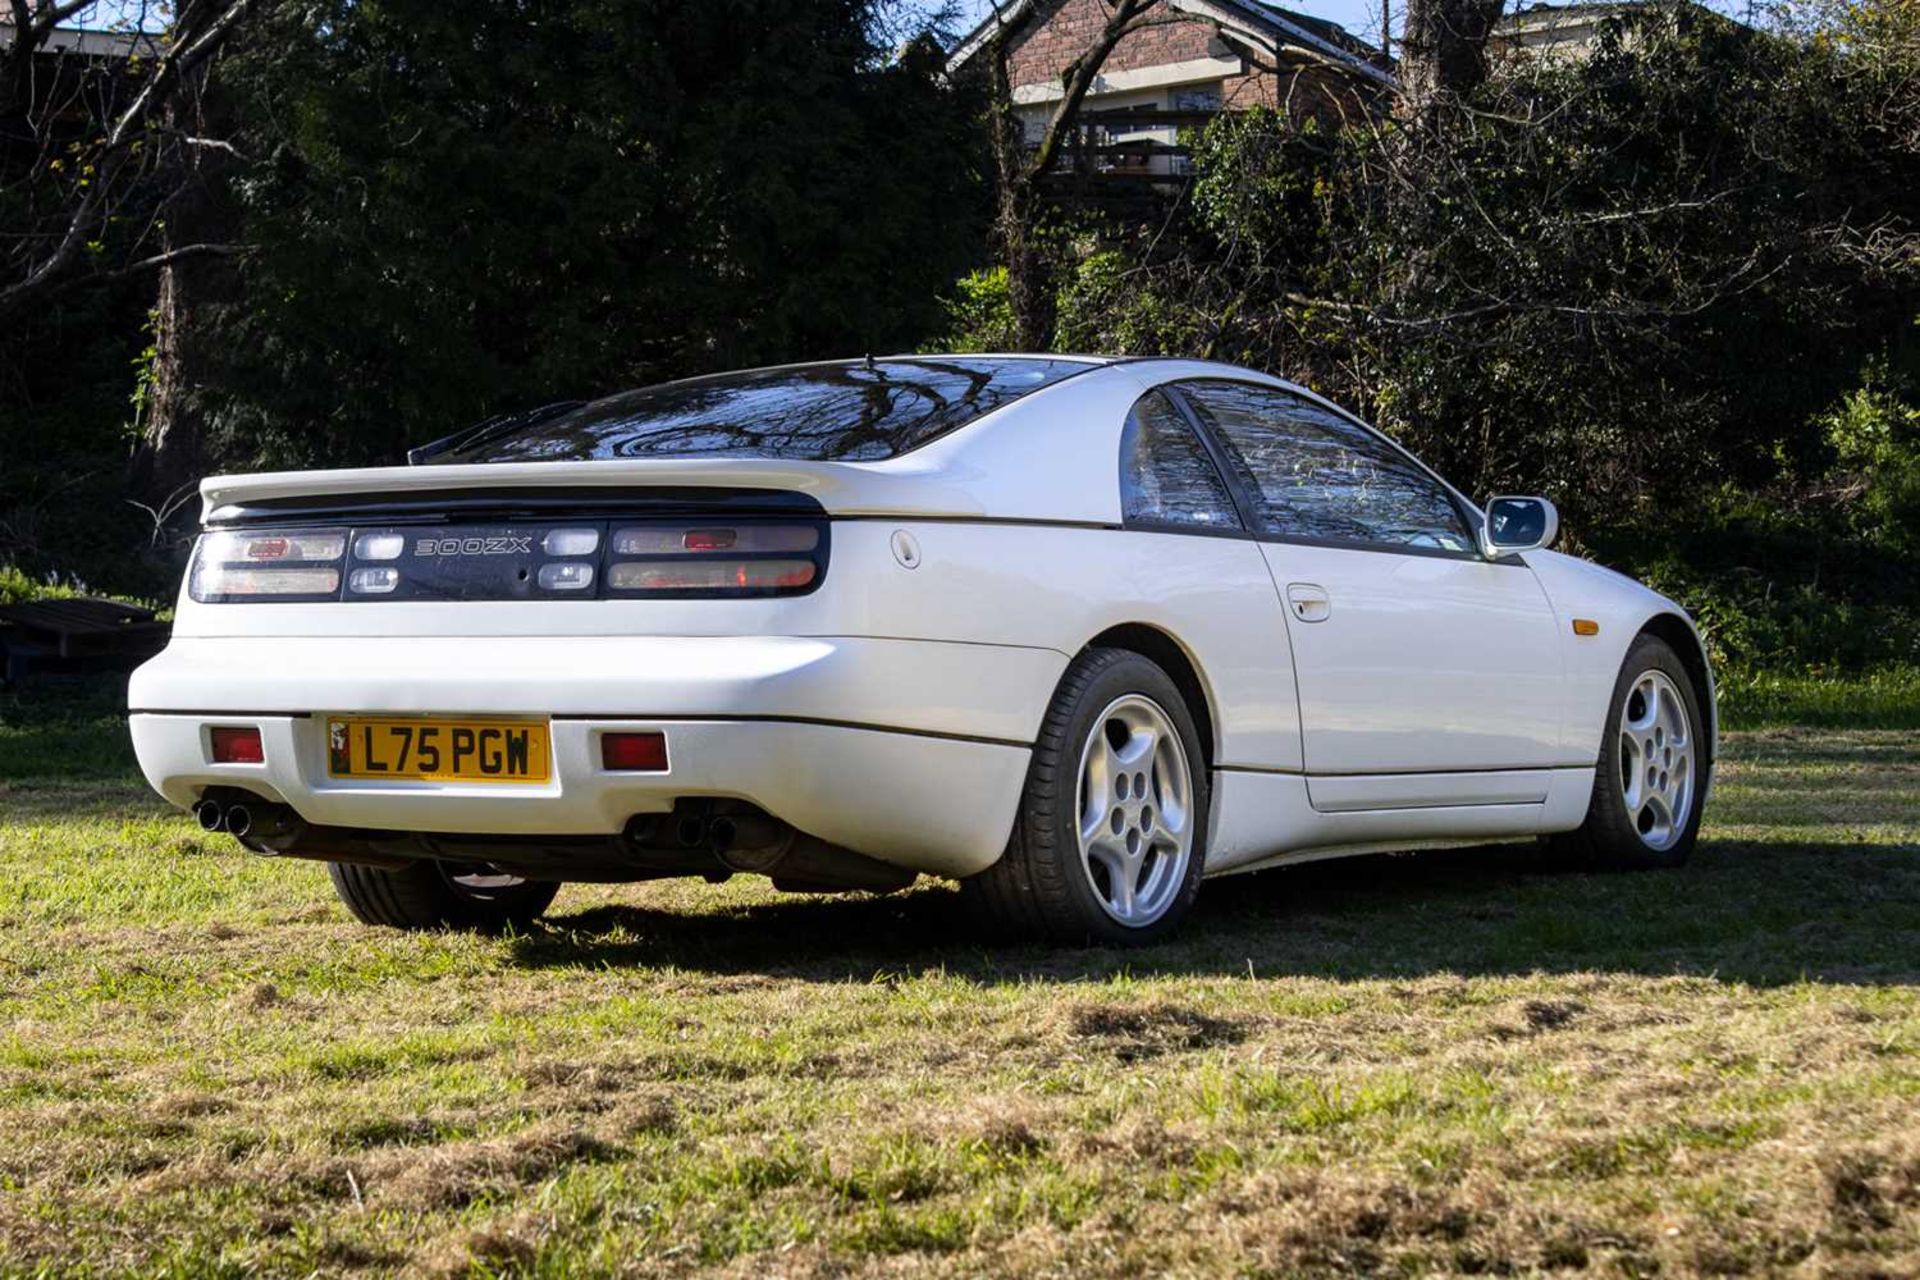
[326, 717, 551, 783]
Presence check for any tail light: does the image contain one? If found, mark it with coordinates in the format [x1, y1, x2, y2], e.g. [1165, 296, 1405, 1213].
[190, 530, 345, 601]
[605, 524, 823, 597]
[189, 513, 825, 602]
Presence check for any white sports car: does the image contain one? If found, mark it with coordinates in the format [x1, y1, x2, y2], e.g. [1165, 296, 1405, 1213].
[129, 355, 1713, 943]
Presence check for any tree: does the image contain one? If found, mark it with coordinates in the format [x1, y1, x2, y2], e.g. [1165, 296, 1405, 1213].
[0, 0, 255, 322]
[171, 0, 986, 476]
[977, 0, 1158, 350]
[1051, 4, 1920, 526]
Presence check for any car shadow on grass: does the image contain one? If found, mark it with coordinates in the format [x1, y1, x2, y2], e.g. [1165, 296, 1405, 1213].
[512, 834, 1920, 987]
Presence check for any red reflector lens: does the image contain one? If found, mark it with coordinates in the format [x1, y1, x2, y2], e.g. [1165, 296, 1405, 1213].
[601, 732, 668, 772]
[210, 726, 264, 764]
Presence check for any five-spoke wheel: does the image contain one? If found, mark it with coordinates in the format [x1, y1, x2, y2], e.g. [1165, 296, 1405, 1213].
[1075, 694, 1195, 927]
[966, 647, 1208, 944]
[1560, 632, 1707, 869]
[1617, 668, 1694, 850]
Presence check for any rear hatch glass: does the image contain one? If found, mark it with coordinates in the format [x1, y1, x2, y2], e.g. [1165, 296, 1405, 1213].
[413, 357, 1093, 465]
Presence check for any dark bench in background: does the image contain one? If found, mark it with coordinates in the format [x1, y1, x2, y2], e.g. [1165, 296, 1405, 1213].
[0, 598, 171, 688]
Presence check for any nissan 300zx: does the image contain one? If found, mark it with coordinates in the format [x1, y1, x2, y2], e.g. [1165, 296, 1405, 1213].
[129, 355, 1713, 943]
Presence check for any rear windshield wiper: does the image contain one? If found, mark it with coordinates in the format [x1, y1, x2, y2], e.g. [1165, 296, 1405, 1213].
[407, 400, 586, 466]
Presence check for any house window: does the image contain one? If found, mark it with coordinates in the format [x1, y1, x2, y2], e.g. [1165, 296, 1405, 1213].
[1170, 85, 1223, 112]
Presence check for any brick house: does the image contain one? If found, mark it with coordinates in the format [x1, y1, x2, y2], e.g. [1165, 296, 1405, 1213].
[947, 0, 1394, 184]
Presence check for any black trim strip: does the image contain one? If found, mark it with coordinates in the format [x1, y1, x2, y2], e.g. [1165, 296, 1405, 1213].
[132, 708, 1028, 750]
[131, 710, 315, 719]
[831, 513, 1118, 533]
[1216, 762, 1591, 777]
[206, 501, 1525, 566]
[547, 713, 1031, 750]
[842, 511, 1528, 565]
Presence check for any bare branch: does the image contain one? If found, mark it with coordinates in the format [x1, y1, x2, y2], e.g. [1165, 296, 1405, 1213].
[102, 241, 250, 281]
[1026, 0, 1153, 182]
[0, 0, 257, 319]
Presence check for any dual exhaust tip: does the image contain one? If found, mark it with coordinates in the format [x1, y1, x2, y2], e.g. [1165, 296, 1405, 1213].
[667, 810, 794, 873]
[675, 812, 783, 854]
[194, 795, 294, 842]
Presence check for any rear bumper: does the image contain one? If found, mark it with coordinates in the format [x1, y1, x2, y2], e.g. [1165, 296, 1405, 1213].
[127, 635, 1059, 877]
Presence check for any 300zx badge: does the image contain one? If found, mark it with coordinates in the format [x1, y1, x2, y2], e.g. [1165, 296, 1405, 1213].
[413, 535, 533, 557]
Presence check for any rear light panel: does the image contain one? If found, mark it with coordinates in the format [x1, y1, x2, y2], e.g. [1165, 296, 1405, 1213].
[190, 517, 827, 602]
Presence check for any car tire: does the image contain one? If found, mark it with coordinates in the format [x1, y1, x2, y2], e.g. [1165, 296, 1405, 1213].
[1555, 633, 1707, 870]
[327, 861, 559, 931]
[965, 647, 1209, 945]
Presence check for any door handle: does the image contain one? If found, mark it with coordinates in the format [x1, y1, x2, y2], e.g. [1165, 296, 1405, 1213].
[1286, 583, 1331, 623]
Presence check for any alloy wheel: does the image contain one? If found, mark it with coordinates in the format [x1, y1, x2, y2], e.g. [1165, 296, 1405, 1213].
[1617, 668, 1694, 851]
[1075, 693, 1195, 927]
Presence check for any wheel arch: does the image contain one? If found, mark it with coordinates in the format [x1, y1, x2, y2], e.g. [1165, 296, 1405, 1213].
[1077, 623, 1218, 769]
[1640, 611, 1717, 766]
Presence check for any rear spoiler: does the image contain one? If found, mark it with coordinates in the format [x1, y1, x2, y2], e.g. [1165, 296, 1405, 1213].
[197, 458, 991, 526]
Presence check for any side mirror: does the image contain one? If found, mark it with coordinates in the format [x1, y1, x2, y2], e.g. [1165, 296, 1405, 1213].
[1482, 495, 1558, 556]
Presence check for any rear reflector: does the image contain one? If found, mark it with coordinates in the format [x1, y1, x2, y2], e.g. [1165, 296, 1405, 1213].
[601, 732, 668, 772]
[209, 726, 264, 764]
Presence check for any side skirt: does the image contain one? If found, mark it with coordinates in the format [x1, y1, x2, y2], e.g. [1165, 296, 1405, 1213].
[1201, 766, 1595, 879]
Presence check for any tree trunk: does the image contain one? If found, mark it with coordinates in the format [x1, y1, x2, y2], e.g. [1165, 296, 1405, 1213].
[130, 58, 239, 509]
[981, 0, 1156, 352]
[988, 39, 1055, 352]
[1399, 0, 1506, 120]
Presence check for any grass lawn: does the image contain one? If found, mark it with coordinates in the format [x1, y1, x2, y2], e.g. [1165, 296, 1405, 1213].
[0, 677, 1915, 1277]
